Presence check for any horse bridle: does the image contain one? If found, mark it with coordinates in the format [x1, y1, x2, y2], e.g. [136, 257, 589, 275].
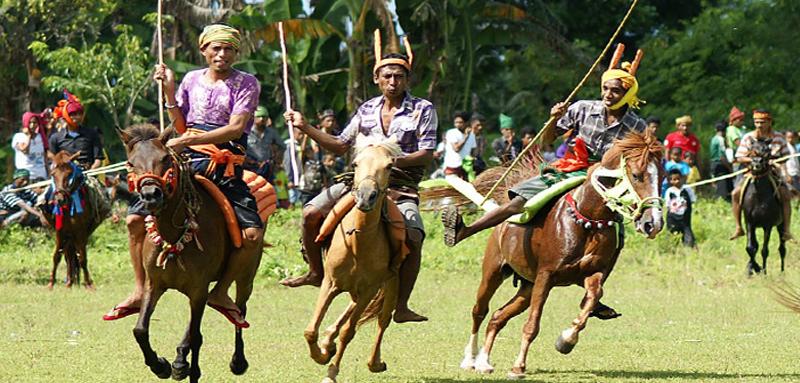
[53, 162, 84, 203]
[351, 175, 388, 196]
[127, 149, 180, 199]
[590, 154, 663, 222]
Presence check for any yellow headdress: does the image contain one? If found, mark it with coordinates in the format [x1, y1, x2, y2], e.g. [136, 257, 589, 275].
[373, 29, 413, 74]
[600, 43, 644, 110]
[198, 24, 241, 51]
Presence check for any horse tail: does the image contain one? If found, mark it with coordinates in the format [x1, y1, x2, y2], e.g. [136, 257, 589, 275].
[771, 281, 800, 314]
[357, 288, 386, 328]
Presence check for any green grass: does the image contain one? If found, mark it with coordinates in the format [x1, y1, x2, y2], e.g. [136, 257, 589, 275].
[1, 199, 799, 382]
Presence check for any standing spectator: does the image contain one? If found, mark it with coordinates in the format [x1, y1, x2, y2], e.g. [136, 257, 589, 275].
[785, 130, 800, 191]
[664, 115, 701, 159]
[645, 116, 661, 139]
[663, 147, 690, 193]
[709, 121, 733, 201]
[245, 106, 285, 180]
[492, 113, 521, 164]
[317, 109, 341, 136]
[684, 151, 701, 185]
[13, 113, 48, 181]
[469, 114, 487, 174]
[665, 168, 696, 247]
[726, 106, 746, 150]
[0, 169, 49, 228]
[443, 111, 475, 179]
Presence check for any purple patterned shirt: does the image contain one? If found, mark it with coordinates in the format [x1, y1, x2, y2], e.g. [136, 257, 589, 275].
[337, 93, 438, 156]
[176, 69, 260, 134]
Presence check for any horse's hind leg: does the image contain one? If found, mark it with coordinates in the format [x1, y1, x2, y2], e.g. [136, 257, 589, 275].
[77, 241, 94, 290]
[509, 273, 552, 379]
[761, 227, 772, 275]
[48, 246, 62, 290]
[475, 280, 532, 374]
[324, 290, 375, 383]
[133, 286, 171, 379]
[319, 301, 357, 364]
[305, 277, 342, 365]
[368, 277, 399, 373]
[746, 224, 761, 275]
[186, 293, 206, 383]
[778, 222, 787, 272]
[462, 240, 505, 371]
[555, 272, 603, 355]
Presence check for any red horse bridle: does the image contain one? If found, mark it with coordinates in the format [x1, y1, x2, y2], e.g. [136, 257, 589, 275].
[127, 163, 178, 198]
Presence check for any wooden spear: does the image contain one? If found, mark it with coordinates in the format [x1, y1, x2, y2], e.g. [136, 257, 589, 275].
[279, 21, 301, 186]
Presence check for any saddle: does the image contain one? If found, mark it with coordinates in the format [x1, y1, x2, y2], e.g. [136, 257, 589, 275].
[507, 175, 587, 224]
[315, 193, 410, 272]
[194, 170, 277, 248]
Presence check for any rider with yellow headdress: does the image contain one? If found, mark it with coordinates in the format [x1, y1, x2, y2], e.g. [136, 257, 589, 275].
[443, 44, 649, 320]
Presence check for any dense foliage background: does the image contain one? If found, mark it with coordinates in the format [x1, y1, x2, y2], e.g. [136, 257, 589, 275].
[1, 0, 798, 176]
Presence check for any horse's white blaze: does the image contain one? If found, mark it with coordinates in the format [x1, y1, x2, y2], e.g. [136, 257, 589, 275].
[460, 333, 478, 370]
[474, 349, 494, 373]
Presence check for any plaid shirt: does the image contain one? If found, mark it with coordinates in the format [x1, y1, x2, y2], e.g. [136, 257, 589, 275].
[337, 92, 438, 156]
[556, 100, 646, 158]
[735, 131, 790, 159]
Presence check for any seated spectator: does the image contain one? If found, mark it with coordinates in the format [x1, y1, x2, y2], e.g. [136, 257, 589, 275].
[13, 113, 48, 182]
[0, 169, 49, 228]
[492, 113, 522, 164]
[665, 168, 696, 247]
[469, 114, 487, 174]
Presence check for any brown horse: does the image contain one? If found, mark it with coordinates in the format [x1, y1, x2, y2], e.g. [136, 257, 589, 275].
[45, 151, 109, 289]
[118, 125, 262, 382]
[304, 135, 404, 383]
[460, 132, 664, 378]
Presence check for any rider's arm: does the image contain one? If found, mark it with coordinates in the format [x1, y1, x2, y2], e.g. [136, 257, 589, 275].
[177, 113, 252, 146]
[284, 111, 349, 156]
[395, 149, 433, 168]
[542, 101, 571, 145]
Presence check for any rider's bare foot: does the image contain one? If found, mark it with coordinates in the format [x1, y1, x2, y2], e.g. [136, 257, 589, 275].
[442, 205, 465, 247]
[393, 307, 428, 323]
[783, 231, 795, 242]
[280, 272, 323, 288]
[729, 228, 744, 240]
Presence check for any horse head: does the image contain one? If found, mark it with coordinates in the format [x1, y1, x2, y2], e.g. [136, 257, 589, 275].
[748, 138, 773, 176]
[117, 124, 178, 213]
[592, 131, 664, 238]
[351, 134, 401, 212]
[49, 151, 83, 206]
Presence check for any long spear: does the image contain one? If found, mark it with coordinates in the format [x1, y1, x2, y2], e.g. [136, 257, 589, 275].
[279, 21, 300, 185]
[156, 0, 165, 132]
[479, 0, 640, 206]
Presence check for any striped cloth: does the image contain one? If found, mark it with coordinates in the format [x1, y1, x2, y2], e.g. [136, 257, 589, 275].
[0, 184, 37, 211]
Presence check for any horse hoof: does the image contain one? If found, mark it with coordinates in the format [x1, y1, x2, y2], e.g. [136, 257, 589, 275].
[368, 361, 387, 373]
[507, 369, 526, 380]
[150, 357, 171, 379]
[474, 352, 494, 374]
[46, 283, 54, 291]
[85, 284, 96, 291]
[171, 361, 190, 381]
[322, 341, 337, 360]
[230, 357, 249, 375]
[459, 357, 475, 370]
[555, 330, 578, 355]
[321, 377, 336, 383]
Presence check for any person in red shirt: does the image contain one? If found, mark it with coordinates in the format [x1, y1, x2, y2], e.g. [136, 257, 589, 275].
[664, 115, 700, 159]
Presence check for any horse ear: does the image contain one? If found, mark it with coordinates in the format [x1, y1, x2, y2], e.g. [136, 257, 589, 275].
[68, 151, 81, 162]
[387, 135, 399, 145]
[159, 126, 175, 146]
[116, 127, 131, 145]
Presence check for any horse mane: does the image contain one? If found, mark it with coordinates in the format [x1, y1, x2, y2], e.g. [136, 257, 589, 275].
[353, 134, 403, 160]
[122, 123, 162, 151]
[599, 132, 664, 170]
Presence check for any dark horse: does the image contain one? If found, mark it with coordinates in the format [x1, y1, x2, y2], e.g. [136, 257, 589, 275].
[738, 138, 787, 275]
[118, 125, 262, 382]
[460, 132, 664, 378]
[45, 151, 109, 289]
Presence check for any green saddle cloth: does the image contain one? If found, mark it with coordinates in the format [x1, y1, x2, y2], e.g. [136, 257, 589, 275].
[507, 170, 587, 224]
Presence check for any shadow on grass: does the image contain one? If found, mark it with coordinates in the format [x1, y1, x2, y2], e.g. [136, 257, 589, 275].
[421, 369, 800, 382]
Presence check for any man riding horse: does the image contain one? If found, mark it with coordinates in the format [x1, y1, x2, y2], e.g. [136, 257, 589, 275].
[281, 30, 437, 323]
[729, 109, 793, 241]
[443, 46, 648, 320]
[47, 91, 104, 170]
[105, 24, 263, 327]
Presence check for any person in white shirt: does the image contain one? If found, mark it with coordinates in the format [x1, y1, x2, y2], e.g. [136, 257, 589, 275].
[13, 113, 48, 181]
[443, 111, 476, 179]
[665, 168, 696, 247]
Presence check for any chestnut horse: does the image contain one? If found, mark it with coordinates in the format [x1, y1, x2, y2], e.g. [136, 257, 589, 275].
[45, 151, 109, 289]
[118, 125, 262, 382]
[461, 132, 664, 378]
[304, 135, 404, 383]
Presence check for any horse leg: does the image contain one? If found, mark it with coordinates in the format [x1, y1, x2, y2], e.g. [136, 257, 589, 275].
[304, 277, 342, 365]
[133, 286, 171, 379]
[319, 301, 356, 364]
[746, 224, 760, 276]
[461, 243, 505, 370]
[48, 245, 62, 290]
[230, 247, 262, 376]
[77, 241, 94, 290]
[172, 327, 192, 381]
[778, 222, 787, 272]
[186, 293, 206, 383]
[367, 277, 399, 373]
[555, 272, 603, 355]
[509, 273, 552, 379]
[64, 244, 75, 288]
[323, 290, 375, 383]
[761, 227, 771, 275]
[475, 280, 532, 374]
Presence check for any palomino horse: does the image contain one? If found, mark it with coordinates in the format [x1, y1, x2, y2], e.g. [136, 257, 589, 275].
[739, 138, 787, 275]
[461, 132, 664, 378]
[118, 125, 262, 382]
[304, 134, 404, 383]
[45, 151, 109, 289]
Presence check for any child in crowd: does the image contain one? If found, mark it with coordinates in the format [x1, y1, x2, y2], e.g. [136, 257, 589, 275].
[665, 168, 697, 247]
[663, 147, 690, 194]
[684, 151, 702, 185]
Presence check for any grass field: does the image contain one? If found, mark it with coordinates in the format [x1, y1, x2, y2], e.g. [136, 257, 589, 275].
[1, 198, 799, 382]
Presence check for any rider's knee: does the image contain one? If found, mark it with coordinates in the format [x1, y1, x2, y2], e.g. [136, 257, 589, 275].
[303, 205, 323, 228]
[508, 196, 527, 212]
[243, 227, 264, 244]
[407, 228, 424, 248]
[126, 214, 145, 232]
